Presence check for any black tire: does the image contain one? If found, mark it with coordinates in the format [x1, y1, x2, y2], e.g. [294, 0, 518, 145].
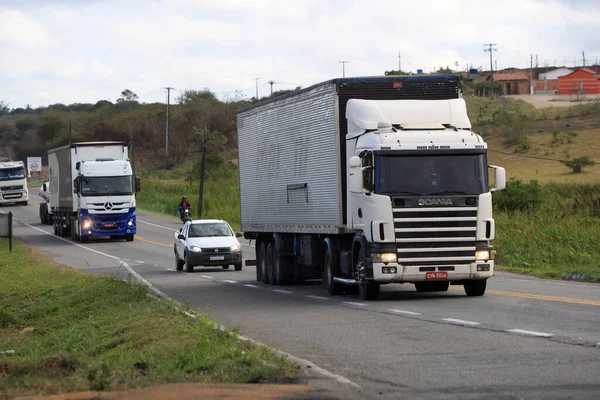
[234, 262, 242, 271]
[259, 242, 269, 283]
[185, 253, 194, 273]
[126, 234, 134, 242]
[255, 242, 263, 281]
[274, 244, 293, 285]
[174, 247, 184, 271]
[53, 218, 58, 235]
[39, 203, 46, 224]
[357, 250, 380, 300]
[222, 265, 230, 270]
[266, 242, 276, 285]
[464, 280, 487, 296]
[323, 246, 344, 295]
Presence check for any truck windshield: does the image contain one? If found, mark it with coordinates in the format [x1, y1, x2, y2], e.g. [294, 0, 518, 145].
[0, 167, 26, 181]
[375, 153, 488, 196]
[80, 176, 133, 196]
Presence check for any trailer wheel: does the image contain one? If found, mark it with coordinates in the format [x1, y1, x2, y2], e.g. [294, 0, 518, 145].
[274, 245, 293, 285]
[259, 242, 269, 283]
[323, 248, 344, 295]
[464, 280, 486, 296]
[266, 242, 276, 285]
[357, 250, 380, 300]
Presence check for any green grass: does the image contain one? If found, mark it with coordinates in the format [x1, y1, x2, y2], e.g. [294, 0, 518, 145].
[0, 240, 299, 398]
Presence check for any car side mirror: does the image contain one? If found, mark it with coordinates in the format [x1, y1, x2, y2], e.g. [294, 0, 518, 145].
[73, 178, 79, 194]
[236, 232, 243, 237]
[177, 234, 185, 240]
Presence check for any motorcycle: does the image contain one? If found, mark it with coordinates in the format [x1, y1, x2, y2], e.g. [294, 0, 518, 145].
[180, 207, 191, 223]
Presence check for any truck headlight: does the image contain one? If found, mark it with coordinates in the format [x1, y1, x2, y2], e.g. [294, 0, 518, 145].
[190, 246, 202, 253]
[372, 253, 397, 263]
[82, 220, 92, 230]
[475, 250, 492, 261]
[127, 218, 135, 227]
[230, 244, 241, 252]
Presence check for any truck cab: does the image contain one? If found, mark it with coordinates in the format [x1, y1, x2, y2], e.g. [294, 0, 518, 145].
[0, 161, 29, 205]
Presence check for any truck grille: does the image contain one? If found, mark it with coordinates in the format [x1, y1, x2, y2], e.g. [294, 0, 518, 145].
[393, 206, 477, 266]
[0, 185, 23, 191]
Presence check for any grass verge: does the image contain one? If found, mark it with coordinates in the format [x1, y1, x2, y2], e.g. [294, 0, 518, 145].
[0, 240, 299, 398]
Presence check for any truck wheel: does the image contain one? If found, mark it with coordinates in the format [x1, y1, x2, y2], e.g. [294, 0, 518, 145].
[259, 242, 269, 283]
[39, 203, 46, 224]
[174, 247, 184, 271]
[266, 242, 276, 285]
[323, 247, 344, 295]
[80, 235, 88, 243]
[464, 280, 486, 296]
[234, 262, 242, 271]
[274, 245, 293, 285]
[357, 250, 380, 300]
[126, 234, 134, 242]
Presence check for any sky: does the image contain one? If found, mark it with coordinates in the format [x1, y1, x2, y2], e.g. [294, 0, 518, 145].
[1, 0, 599, 109]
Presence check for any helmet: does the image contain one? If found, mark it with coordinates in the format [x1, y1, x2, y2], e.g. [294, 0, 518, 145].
[182, 196, 187, 200]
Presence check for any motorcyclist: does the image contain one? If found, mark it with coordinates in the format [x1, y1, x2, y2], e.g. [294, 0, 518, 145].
[178, 196, 191, 221]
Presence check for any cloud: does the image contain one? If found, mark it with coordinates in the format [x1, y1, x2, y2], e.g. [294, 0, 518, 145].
[0, 9, 51, 48]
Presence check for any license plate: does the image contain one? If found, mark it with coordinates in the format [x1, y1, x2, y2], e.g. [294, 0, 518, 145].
[210, 255, 225, 261]
[425, 271, 448, 280]
[104, 223, 115, 228]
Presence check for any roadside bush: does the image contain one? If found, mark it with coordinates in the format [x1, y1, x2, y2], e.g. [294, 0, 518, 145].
[562, 156, 595, 173]
[493, 178, 542, 213]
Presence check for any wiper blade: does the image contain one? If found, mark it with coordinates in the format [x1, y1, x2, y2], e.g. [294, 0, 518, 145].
[392, 191, 422, 196]
[427, 190, 469, 195]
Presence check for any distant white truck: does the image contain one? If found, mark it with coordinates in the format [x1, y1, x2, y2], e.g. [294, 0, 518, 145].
[48, 141, 140, 242]
[0, 160, 28, 205]
[236, 75, 506, 300]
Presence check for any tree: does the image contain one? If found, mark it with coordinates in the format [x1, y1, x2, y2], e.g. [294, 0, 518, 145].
[36, 115, 67, 143]
[0, 101, 9, 116]
[117, 89, 139, 103]
[384, 70, 409, 76]
[177, 89, 218, 106]
[562, 156, 595, 173]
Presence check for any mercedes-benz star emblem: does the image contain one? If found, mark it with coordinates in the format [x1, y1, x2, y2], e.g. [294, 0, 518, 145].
[104, 202, 113, 211]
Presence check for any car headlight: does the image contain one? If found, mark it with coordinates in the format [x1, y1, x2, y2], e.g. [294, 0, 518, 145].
[230, 243, 241, 252]
[371, 253, 397, 263]
[190, 246, 202, 253]
[82, 220, 92, 229]
[475, 249, 491, 261]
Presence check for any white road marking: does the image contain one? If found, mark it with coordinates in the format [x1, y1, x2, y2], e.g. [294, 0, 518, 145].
[273, 289, 293, 294]
[388, 309, 421, 316]
[506, 329, 554, 338]
[222, 280, 238, 284]
[244, 284, 259, 288]
[137, 219, 179, 231]
[306, 295, 330, 300]
[17, 219, 360, 389]
[342, 301, 367, 307]
[442, 318, 481, 326]
[200, 275, 214, 279]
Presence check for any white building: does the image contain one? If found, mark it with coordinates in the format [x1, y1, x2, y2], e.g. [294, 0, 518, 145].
[539, 68, 574, 80]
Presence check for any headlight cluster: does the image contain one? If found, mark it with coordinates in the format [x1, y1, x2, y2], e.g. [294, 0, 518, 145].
[82, 220, 92, 230]
[371, 253, 397, 263]
[231, 244, 241, 252]
[190, 246, 202, 253]
[475, 249, 494, 261]
[127, 218, 135, 227]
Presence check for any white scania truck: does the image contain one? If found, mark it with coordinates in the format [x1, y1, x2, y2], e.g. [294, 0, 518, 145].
[236, 75, 505, 300]
[0, 160, 29, 205]
[48, 142, 140, 242]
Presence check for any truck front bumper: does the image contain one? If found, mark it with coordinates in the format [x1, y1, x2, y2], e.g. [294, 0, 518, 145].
[0, 190, 28, 203]
[79, 209, 136, 237]
[372, 261, 494, 283]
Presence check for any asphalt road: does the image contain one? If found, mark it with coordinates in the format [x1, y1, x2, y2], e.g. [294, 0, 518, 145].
[3, 201, 600, 400]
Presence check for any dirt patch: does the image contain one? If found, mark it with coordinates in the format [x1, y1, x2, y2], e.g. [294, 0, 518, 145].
[13, 383, 326, 400]
[506, 94, 600, 109]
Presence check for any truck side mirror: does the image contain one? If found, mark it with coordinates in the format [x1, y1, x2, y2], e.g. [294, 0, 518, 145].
[348, 156, 363, 193]
[135, 176, 141, 192]
[489, 165, 506, 192]
[73, 178, 79, 194]
[42, 183, 47, 192]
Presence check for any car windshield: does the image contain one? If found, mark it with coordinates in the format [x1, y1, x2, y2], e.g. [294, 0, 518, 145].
[188, 223, 232, 238]
[0, 167, 26, 180]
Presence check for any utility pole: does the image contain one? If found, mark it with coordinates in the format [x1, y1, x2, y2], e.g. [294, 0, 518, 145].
[164, 86, 174, 158]
[339, 61, 349, 78]
[398, 52, 401, 73]
[268, 80, 277, 96]
[530, 54, 534, 95]
[582, 50, 586, 67]
[254, 78, 260, 100]
[197, 127, 208, 219]
[483, 43, 497, 89]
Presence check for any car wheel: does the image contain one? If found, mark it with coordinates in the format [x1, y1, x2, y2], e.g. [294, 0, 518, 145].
[222, 265, 230, 270]
[185, 253, 193, 273]
[234, 262, 242, 271]
[174, 246, 184, 271]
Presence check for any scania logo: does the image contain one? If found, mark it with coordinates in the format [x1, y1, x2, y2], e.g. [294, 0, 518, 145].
[104, 202, 113, 211]
[418, 198, 453, 206]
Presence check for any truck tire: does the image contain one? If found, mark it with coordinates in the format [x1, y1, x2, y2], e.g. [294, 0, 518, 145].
[464, 280, 486, 296]
[255, 242, 263, 281]
[126, 234, 134, 242]
[322, 244, 344, 295]
[39, 203, 47, 224]
[274, 245, 293, 285]
[357, 250, 380, 300]
[266, 242, 276, 285]
[259, 242, 269, 283]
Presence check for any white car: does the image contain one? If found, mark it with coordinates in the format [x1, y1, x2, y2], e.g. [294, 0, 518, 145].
[174, 219, 243, 272]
